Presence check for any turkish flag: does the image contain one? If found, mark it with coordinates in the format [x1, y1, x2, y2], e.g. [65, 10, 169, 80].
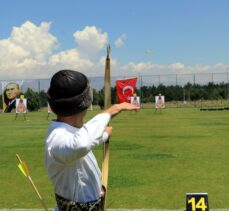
[116, 77, 137, 103]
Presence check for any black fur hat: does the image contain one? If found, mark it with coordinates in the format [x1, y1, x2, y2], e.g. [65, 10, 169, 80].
[47, 69, 92, 116]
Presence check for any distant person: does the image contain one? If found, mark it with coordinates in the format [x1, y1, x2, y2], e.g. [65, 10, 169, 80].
[45, 69, 140, 210]
[4, 82, 20, 113]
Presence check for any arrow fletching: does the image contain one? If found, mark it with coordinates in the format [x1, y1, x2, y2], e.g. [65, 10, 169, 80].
[16, 154, 30, 177]
[18, 163, 27, 177]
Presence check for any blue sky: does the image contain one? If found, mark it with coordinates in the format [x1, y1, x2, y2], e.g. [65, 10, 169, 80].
[0, 0, 229, 79]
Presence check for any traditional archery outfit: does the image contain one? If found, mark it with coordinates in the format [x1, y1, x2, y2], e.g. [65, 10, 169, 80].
[45, 69, 109, 210]
[45, 113, 110, 210]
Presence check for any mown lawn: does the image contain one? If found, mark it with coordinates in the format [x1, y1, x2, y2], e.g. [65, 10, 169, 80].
[1, 108, 229, 209]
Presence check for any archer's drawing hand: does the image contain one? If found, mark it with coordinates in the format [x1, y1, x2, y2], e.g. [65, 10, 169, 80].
[105, 126, 112, 136]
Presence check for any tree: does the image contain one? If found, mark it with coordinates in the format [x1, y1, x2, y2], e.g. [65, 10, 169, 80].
[0, 95, 2, 109]
[92, 88, 99, 105]
[111, 87, 117, 104]
[24, 88, 40, 111]
[98, 88, 104, 109]
[39, 90, 48, 107]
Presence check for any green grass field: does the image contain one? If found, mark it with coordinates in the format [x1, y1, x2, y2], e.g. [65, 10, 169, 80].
[1, 108, 229, 209]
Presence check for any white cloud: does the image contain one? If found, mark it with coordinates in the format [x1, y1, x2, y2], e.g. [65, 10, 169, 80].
[169, 62, 185, 70]
[10, 21, 57, 61]
[120, 62, 164, 74]
[114, 33, 126, 48]
[118, 61, 229, 77]
[0, 20, 229, 86]
[0, 21, 58, 79]
[0, 22, 109, 79]
[49, 49, 94, 72]
[73, 26, 108, 58]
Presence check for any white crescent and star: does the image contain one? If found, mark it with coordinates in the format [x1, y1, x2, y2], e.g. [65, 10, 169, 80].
[122, 85, 134, 100]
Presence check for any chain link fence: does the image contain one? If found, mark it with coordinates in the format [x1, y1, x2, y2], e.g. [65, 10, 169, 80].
[1, 72, 229, 109]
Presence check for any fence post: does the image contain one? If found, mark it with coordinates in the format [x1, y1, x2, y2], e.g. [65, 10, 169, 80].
[38, 79, 41, 93]
[227, 71, 229, 104]
[176, 74, 178, 107]
[138, 73, 142, 108]
[183, 88, 186, 104]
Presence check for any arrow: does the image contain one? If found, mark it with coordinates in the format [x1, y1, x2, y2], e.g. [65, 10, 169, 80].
[16, 154, 48, 211]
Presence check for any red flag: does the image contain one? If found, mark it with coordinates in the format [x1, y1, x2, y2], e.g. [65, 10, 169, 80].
[116, 77, 137, 103]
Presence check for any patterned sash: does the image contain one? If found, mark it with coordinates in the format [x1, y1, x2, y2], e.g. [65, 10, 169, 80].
[55, 194, 102, 211]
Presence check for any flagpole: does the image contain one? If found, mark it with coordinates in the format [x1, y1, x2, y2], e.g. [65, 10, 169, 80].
[101, 44, 111, 211]
[16, 154, 48, 211]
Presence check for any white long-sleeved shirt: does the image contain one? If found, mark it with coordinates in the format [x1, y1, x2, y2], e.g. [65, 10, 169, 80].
[45, 113, 110, 203]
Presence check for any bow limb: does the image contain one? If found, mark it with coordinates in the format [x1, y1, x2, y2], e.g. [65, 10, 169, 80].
[101, 44, 111, 211]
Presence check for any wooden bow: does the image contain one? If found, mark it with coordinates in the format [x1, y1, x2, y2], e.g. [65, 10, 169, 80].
[101, 44, 111, 211]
